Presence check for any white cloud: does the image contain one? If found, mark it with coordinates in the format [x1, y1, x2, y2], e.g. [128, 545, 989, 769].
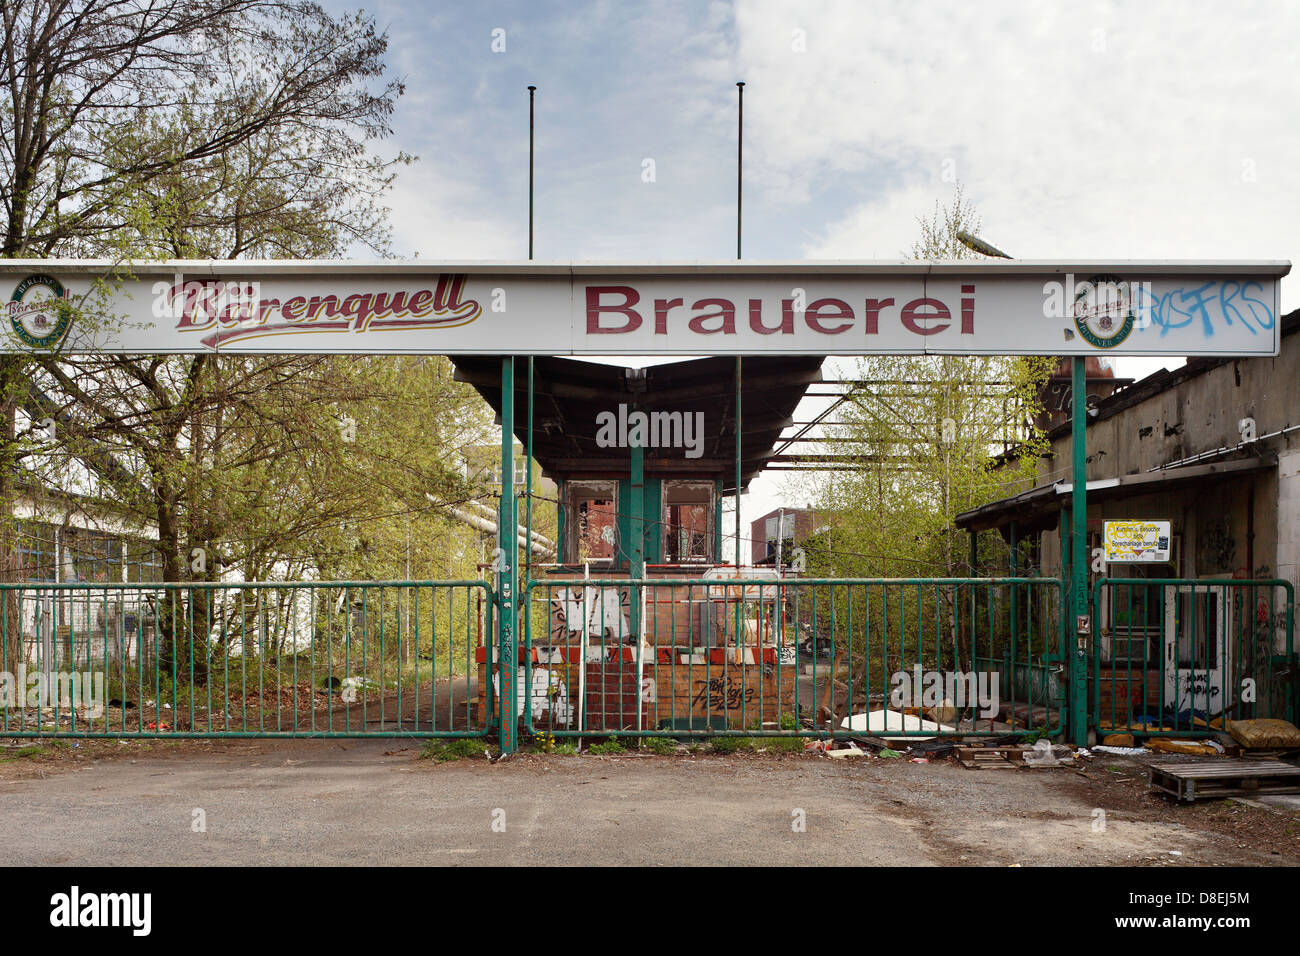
[355, 0, 1297, 533]
[384, 165, 522, 260]
[732, 0, 1299, 311]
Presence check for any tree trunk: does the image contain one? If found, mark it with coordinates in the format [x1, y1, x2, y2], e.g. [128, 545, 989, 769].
[155, 495, 208, 682]
[0, 359, 24, 680]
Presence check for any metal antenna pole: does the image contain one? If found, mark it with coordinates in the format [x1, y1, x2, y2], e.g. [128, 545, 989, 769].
[736, 81, 744, 260]
[528, 85, 536, 261]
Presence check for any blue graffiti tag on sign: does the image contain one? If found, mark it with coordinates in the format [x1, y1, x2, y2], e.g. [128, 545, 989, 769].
[1136, 281, 1275, 338]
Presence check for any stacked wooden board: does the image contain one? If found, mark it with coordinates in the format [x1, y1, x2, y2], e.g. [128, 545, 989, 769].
[1148, 759, 1300, 802]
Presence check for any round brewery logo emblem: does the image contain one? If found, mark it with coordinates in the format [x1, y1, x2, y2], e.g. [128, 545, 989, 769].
[1072, 274, 1136, 349]
[9, 274, 72, 349]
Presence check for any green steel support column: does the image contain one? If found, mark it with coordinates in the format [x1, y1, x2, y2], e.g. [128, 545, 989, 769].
[524, 357, 535, 733]
[734, 358, 743, 671]
[526, 357, 534, 584]
[630, 439, 644, 639]
[735, 357, 742, 568]
[498, 357, 518, 754]
[1069, 356, 1089, 745]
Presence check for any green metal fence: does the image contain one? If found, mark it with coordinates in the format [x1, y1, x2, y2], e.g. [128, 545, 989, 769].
[17, 573, 1289, 744]
[1091, 578, 1296, 737]
[514, 577, 1065, 739]
[0, 581, 492, 738]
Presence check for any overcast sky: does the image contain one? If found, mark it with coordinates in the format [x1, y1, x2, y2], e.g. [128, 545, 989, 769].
[334, 0, 1300, 538]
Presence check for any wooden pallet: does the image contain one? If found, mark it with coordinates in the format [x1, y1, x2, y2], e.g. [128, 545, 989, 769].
[1148, 759, 1300, 802]
[957, 746, 1020, 770]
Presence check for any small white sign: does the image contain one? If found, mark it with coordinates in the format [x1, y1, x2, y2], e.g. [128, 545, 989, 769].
[1104, 520, 1171, 563]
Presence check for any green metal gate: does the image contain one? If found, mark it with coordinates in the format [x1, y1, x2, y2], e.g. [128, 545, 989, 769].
[21, 574, 1290, 745]
[1090, 578, 1296, 737]
[0, 580, 493, 739]
[500, 576, 1064, 741]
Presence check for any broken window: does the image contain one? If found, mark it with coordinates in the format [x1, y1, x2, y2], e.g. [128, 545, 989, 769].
[1174, 588, 1223, 671]
[566, 481, 617, 563]
[663, 481, 713, 563]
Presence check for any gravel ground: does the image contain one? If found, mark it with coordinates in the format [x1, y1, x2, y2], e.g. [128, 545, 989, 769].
[0, 737, 1295, 866]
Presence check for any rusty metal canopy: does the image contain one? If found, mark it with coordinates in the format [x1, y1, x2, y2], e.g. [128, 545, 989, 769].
[954, 457, 1275, 533]
[448, 354, 824, 491]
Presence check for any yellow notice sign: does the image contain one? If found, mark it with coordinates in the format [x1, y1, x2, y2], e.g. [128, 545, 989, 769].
[1103, 520, 1171, 563]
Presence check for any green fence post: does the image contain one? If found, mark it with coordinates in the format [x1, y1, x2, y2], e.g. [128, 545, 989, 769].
[1009, 519, 1018, 665]
[498, 357, 518, 754]
[1069, 356, 1089, 745]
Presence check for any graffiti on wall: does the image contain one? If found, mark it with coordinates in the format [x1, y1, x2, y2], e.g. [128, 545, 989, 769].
[690, 676, 760, 713]
[495, 665, 577, 725]
[549, 586, 631, 643]
[1197, 520, 1236, 572]
[1174, 670, 1224, 712]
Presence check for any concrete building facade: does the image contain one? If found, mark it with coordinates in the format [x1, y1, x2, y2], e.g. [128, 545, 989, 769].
[958, 310, 1299, 727]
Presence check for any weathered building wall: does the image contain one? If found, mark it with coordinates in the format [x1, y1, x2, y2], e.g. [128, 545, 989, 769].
[1279, 450, 1300, 588]
[966, 320, 1297, 725]
[1036, 324, 1297, 591]
[1043, 347, 1297, 484]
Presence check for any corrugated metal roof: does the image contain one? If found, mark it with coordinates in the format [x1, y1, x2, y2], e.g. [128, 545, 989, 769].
[955, 458, 1274, 533]
[448, 354, 824, 492]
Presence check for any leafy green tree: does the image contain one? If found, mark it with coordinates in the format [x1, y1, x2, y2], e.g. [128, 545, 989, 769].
[0, 0, 427, 676]
[795, 187, 1052, 682]
[803, 185, 1049, 578]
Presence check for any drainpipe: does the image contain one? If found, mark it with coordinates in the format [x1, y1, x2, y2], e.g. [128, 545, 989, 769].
[441, 502, 554, 558]
[776, 507, 784, 572]
[467, 500, 555, 550]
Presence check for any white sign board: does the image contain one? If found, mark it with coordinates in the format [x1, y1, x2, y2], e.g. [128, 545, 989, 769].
[1104, 520, 1172, 563]
[0, 260, 1287, 356]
